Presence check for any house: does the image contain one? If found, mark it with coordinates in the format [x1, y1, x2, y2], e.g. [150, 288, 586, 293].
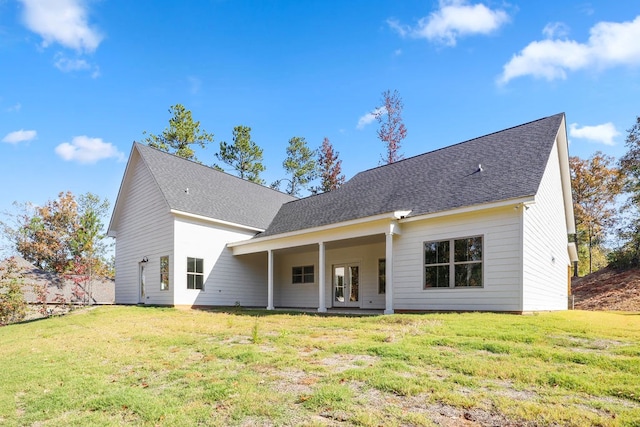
[0, 256, 115, 305]
[108, 113, 577, 313]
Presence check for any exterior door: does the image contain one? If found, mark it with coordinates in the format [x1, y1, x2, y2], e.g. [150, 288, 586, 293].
[139, 263, 146, 304]
[333, 264, 360, 307]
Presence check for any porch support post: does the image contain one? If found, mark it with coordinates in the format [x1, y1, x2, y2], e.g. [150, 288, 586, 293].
[267, 249, 274, 310]
[384, 222, 397, 315]
[318, 242, 327, 313]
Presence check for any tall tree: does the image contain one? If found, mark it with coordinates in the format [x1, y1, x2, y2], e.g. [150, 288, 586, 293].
[142, 104, 214, 163]
[276, 136, 317, 196]
[570, 153, 622, 275]
[214, 125, 266, 184]
[613, 116, 640, 268]
[620, 116, 640, 205]
[375, 89, 407, 164]
[70, 193, 112, 302]
[312, 137, 345, 194]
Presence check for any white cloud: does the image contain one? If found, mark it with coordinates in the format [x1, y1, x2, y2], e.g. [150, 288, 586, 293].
[6, 103, 22, 112]
[19, 0, 103, 53]
[2, 129, 37, 144]
[542, 22, 569, 39]
[356, 107, 385, 130]
[388, 0, 509, 46]
[54, 54, 90, 72]
[53, 53, 100, 77]
[499, 15, 640, 84]
[55, 136, 124, 164]
[569, 122, 620, 146]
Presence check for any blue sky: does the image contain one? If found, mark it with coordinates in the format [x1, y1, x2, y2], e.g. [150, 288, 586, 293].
[1, 0, 639, 253]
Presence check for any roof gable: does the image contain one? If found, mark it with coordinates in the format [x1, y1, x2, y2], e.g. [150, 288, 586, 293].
[261, 113, 566, 237]
[110, 143, 296, 233]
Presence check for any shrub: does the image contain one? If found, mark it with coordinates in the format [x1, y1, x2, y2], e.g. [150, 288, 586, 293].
[0, 257, 27, 325]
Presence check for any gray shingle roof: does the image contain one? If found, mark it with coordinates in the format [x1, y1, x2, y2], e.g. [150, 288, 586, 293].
[260, 113, 565, 237]
[135, 143, 296, 230]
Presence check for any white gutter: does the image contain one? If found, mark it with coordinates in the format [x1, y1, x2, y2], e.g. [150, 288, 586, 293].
[399, 196, 535, 224]
[170, 209, 264, 233]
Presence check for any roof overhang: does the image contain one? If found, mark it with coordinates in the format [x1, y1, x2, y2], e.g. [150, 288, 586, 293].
[399, 196, 535, 224]
[107, 143, 140, 238]
[171, 209, 264, 233]
[228, 210, 410, 255]
[556, 115, 576, 235]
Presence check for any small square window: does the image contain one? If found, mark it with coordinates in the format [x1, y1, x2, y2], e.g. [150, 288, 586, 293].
[292, 265, 314, 284]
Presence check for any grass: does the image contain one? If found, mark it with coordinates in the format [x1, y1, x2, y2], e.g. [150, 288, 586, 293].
[0, 307, 639, 426]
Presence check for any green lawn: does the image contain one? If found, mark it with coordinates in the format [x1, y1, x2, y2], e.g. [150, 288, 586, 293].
[0, 307, 639, 426]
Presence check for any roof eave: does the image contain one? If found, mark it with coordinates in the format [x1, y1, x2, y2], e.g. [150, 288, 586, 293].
[107, 143, 139, 236]
[556, 115, 576, 234]
[171, 209, 264, 233]
[399, 196, 536, 224]
[227, 210, 410, 248]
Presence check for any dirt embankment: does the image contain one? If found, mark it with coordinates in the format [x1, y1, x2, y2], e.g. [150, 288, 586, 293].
[572, 267, 640, 311]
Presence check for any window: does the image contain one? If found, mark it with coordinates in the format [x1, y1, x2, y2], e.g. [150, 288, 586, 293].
[187, 257, 204, 290]
[160, 256, 169, 291]
[292, 265, 314, 284]
[378, 259, 386, 294]
[424, 236, 482, 288]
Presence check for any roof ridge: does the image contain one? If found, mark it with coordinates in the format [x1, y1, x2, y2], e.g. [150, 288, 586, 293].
[134, 142, 296, 199]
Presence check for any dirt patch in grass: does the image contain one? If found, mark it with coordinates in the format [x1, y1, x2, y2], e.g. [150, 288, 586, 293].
[319, 354, 378, 372]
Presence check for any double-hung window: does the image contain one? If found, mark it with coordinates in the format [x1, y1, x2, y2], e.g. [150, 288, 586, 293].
[424, 236, 482, 288]
[187, 257, 204, 290]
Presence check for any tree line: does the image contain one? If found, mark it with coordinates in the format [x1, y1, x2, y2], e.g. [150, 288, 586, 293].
[142, 89, 407, 197]
[570, 116, 640, 275]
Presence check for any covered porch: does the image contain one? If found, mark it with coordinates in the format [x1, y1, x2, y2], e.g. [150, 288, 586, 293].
[228, 211, 409, 314]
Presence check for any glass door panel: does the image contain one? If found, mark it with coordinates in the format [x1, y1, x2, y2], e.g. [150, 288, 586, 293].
[333, 264, 360, 307]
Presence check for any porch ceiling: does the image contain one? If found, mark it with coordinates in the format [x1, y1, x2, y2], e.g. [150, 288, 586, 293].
[271, 233, 385, 255]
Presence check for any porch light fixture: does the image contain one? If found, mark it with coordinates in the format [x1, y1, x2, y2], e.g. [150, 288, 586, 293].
[141, 257, 149, 263]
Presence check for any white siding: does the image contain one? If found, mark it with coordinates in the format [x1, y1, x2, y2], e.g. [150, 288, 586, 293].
[173, 216, 266, 307]
[274, 242, 386, 309]
[393, 207, 523, 311]
[113, 153, 174, 305]
[522, 139, 570, 311]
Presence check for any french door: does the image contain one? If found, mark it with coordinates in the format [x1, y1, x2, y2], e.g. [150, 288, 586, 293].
[333, 264, 360, 307]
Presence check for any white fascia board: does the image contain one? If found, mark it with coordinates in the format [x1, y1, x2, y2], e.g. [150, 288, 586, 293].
[170, 209, 264, 233]
[107, 143, 139, 237]
[556, 116, 576, 234]
[228, 211, 405, 249]
[399, 196, 535, 224]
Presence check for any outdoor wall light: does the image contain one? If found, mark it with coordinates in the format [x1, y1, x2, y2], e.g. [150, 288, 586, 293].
[141, 257, 149, 263]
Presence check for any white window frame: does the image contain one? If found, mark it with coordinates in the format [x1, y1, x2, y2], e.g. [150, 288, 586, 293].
[160, 256, 169, 291]
[423, 235, 483, 289]
[187, 257, 204, 290]
[292, 265, 315, 284]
